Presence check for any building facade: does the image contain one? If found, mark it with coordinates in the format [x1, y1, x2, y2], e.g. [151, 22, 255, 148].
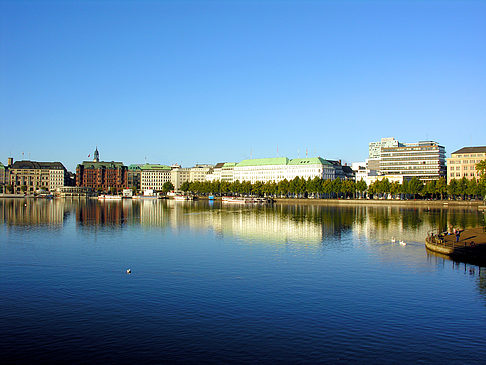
[190, 164, 214, 182]
[140, 164, 172, 192]
[76, 149, 128, 192]
[127, 164, 142, 190]
[380, 141, 446, 181]
[76, 161, 128, 192]
[233, 157, 336, 184]
[0, 162, 6, 187]
[446, 146, 486, 180]
[206, 162, 225, 182]
[8, 160, 68, 194]
[170, 167, 191, 190]
[221, 162, 237, 182]
[369, 137, 401, 159]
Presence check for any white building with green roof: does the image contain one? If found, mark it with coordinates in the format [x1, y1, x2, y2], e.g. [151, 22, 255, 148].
[233, 157, 335, 184]
[140, 164, 172, 192]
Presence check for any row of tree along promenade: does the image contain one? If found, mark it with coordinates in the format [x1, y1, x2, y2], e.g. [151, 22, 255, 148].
[179, 176, 486, 202]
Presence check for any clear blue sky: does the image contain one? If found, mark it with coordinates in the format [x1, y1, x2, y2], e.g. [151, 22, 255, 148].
[1, 0, 485, 171]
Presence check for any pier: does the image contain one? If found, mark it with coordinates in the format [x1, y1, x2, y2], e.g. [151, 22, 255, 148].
[426, 227, 486, 265]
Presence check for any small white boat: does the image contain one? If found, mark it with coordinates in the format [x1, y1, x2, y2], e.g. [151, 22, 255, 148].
[399, 240, 406, 246]
[98, 195, 122, 200]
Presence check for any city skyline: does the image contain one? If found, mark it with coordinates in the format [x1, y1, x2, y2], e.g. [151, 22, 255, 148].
[1, 1, 485, 171]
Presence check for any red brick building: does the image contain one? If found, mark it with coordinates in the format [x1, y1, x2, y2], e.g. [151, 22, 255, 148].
[76, 148, 128, 193]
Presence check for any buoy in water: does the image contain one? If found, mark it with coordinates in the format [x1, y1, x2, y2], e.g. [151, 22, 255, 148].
[126, 269, 131, 274]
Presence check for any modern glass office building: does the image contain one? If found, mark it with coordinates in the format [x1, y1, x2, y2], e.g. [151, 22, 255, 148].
[380, 141, 446, 181]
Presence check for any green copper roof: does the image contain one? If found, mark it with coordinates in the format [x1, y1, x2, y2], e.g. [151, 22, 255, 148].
[236, 157, 289, 167]
[128, 164, 143, 170]
[223, 162, 237, 167]
[139, 164, 171, 171]
[0, 162, 4, 169]
[288, 157, 332, 166]
[79, 161, 125, 168]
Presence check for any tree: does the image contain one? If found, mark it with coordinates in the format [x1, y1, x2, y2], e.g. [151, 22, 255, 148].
[180, 181, 190, 192]
[408, 177, 423, 199]
[466, 178, 479, 199]
[162, 181, 174, 193]
[436, 177, 447, 200]
[447, 179, 458, 199]
[390, 181, 401, 198]
[356, 179, 367, 199]
[476, 160, 486, 176]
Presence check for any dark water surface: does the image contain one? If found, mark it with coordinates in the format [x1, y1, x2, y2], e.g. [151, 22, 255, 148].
[1, 199, 486, 364]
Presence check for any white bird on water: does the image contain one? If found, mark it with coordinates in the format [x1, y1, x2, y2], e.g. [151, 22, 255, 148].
[126, 269, 131, 274]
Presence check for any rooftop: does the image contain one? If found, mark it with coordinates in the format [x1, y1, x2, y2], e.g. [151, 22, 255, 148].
[78, 161, 125, 168]
[288, 157, 332, 166]
[139, 164, 171, 171]
[11, 160, 66, 170]
[237, 157, 290, 167]
[451, 146, 486, 155]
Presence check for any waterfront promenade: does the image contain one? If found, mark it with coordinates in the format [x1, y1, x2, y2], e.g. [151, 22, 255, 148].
[426, 227, 486, 265]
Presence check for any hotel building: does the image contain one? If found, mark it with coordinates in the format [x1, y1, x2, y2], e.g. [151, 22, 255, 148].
[8, 159, 68, 194]
[380, 141, 446, 181]
[446, 146, 486, 180]
[233, 157, 336, 184]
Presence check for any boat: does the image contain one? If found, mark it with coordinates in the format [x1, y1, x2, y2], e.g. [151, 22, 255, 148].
[173, 195, 189, 201]
[98, 195, 122, 200]
[222, 196, 250, 204]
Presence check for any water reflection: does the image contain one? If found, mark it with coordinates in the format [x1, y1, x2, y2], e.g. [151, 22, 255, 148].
[1, 199, 483, 244]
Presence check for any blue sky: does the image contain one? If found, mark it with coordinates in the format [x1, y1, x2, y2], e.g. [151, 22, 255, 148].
[1, 0, 485, 171]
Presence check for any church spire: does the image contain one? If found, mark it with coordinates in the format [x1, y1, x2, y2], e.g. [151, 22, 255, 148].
[94, 146, 99, 162]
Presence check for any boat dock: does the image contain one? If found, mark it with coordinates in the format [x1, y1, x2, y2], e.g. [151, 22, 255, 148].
[426, 227, 486, 265]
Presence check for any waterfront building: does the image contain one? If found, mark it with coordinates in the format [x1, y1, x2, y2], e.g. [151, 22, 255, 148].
[380, 141, 446, 181]
[0, 162, 6, 186]
[221, 162, 237, 183]
[170, 167, 191, 190]
[190, 164, 214, 182]
[446, 146, 486, 180]
[8, 159, 68, 194]
[127, 164, 142, 190]
[233, 157, 335, 184]
[76, 148, 128, 193]
[206, 162, 225, 182]
[369, 137, 401, 159]
[140, 164, 172, 192]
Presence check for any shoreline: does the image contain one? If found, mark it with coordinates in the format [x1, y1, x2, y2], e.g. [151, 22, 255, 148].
[273, 198, 485, 208]
[1, 194, 485, 208]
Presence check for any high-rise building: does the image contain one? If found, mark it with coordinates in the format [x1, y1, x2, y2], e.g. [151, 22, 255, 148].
[380, 141, 446, 181]
[446, 146, 486, 180]
[369, 137, 401, 159]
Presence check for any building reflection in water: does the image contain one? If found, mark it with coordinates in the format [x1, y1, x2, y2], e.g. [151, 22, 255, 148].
[0, 198, 70, 227]
[1, 199, 483, 249]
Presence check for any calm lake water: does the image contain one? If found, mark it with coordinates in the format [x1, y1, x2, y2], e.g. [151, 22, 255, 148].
[1, 198, 486, 364]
